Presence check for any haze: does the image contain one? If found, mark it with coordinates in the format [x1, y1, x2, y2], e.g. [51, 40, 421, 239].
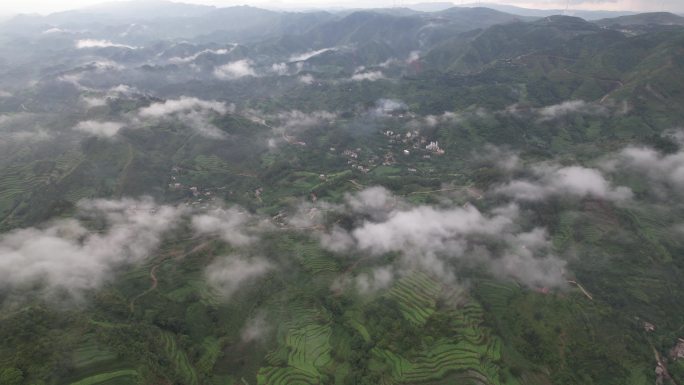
[1, 0, 682, 15]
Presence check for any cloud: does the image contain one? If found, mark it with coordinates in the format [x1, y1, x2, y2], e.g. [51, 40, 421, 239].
[407, 51, 420, 63]
[351, 71, 385, 82]
[490, 228, 567, 288]
[344, 186, 401, 220]
[0, 113, 52, 143]
[274, 110, 336, 134]
[169, 47, 233, 64]
[108, 84, 139, 96]
[355, 267, 394, 293]
[537, 100, 608, 121]
[138, 97, 233, 139]
[607, 146, 684, 192]
[289, 47, 336, 62]
[496, 165, 632, 202]
[82, 96, 107, 108]
[43, 27, 67, 34]
[298, 74, 315, 84]
[75, 39, 138, 49]
[0, 198, 186, 300]
[139, 97, 229, 118]
[471, 144, 521, 172]
[314, 188, 567, 288]
[489, 0, 684, 13]
[191, 207, 259, 247]
[73, 120, 124, 137]
[373, 99, 407, 116]
[241, 312, 271, 343]
[88, 60, 124, 72]
[263, 109, 336, 147]
[205, 255, 272, 299]
[271, 62, 289, 76]
[213, 60, 256, 80]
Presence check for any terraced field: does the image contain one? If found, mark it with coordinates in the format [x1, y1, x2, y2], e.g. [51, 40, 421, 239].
[68, 370, 141, 385]
[373, 337, 502, 385]
[293, 242, 339, 274]
[345, 310, 371, 342]
[257, 366, 319, 385]
[387, 272, 442, 326]
[286, 324, 332, 373]
[475, 281, 518, 317]
[258, 302, 333, 385]
[376, 277, 505, 385]
[159, 331, 199, 385]
[71, 341, 118, 370]
[0, 163, 52, 214]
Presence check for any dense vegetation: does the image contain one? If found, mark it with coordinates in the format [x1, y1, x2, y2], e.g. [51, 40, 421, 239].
[1, 1, 684, 384]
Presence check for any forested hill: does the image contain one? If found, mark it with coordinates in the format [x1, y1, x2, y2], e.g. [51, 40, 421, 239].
[1, 2, 684, 385]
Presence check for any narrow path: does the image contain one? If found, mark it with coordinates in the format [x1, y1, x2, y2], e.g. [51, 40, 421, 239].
[129, 241, 212, 313]
[567, 280, 593, 301]
[652, 343, 680, 385]
[129, 263, 163, 313]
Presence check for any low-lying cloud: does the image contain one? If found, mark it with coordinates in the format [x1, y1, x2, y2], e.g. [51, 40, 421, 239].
[73, 120, 125, 138]
[311, 188, 567, 288]
[604, 145, 684, 195]
[213, 60, 256, 80]
[351, 70, 385, 82]
[205, 255, 272, 299]
[75, 39, 138, 49]
[169, 47, 233, 64]
[192, 207, 265, 246]
[138, 96, 233, 139]
[496, 165, 632, 202]
[289, 47, 336, 62]
[0, 198, 186, 300]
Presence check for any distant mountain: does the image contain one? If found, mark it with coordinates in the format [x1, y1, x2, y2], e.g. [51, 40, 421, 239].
[595, 12, 684, 27]
[461, 2, 635, 20]
[424, 15, 599, 72]
[405, 2, 456, 12]
[82, 0, 216, 19]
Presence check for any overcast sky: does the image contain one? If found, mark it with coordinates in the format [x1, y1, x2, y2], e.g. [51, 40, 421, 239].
[0, 0, 681, 15]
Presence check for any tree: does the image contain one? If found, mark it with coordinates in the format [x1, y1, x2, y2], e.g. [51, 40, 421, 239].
[0, 367, 24, 385]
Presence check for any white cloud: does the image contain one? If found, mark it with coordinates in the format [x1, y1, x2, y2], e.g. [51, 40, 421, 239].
[139, 97, 229, 118]
[82, 96, 107, 108]
[274, 110, 336, 133]
[205, 255, 272, 298]
[374, 99, 407, 116]
[609, 146, 684, 191]
[490, 228, 567, 288]
[213, 60, 256, 80]
[314, 188, 568, 288]
[407, 51, 420, 63]
[298, 74, 315, 84]
[271, 62, 289, 76]
[43, 27, 66, 34]
[75, 39, 138, 49]
[351, 71, 385, 81]
[138, 97, 233, 138]
[73, 120, 124, 137]
[108, 84, 139, 96]
[497, 165, 632, 202]
[192, 207, 257, 246]
[169, 47, 233, 64]
[289, 47, 336, 62]
[0, 198, 186, 299]
[537, 100, 607, 121]
[241, 312, 271, 342]
[355, 267, 394, 293]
